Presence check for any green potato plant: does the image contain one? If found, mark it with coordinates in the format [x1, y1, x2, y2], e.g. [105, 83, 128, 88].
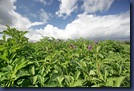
[0, 26, 130, 87]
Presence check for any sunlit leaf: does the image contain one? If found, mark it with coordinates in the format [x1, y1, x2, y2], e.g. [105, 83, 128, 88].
[115, 76, 126, 87]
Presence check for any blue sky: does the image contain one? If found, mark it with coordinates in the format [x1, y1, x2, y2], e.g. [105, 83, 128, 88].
[0, 0, 130, 41]
[14, 0, 130, 29]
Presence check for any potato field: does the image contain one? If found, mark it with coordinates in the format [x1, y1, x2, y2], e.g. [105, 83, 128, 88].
[0, 26, 130, 87]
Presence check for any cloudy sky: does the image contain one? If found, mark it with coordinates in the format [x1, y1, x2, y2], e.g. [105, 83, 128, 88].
[0, 0, 130, 41]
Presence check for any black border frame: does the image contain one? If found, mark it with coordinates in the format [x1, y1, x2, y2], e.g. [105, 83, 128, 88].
[0, 0, 133, 91]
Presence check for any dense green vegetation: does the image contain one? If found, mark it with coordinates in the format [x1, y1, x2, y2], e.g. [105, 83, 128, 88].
[0, 26, 130, 87]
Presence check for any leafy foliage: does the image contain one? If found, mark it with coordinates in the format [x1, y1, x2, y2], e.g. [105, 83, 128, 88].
[0, 26, 130, 87]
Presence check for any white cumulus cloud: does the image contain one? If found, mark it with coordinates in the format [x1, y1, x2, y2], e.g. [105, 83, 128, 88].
[26, 11, 130, 42]
[39, 9, 50, 23]
[65, 11, 130, 40]
[0, 0, 44, 32]
[81, 0, 114, 14]
[56, 0, 78, 19]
